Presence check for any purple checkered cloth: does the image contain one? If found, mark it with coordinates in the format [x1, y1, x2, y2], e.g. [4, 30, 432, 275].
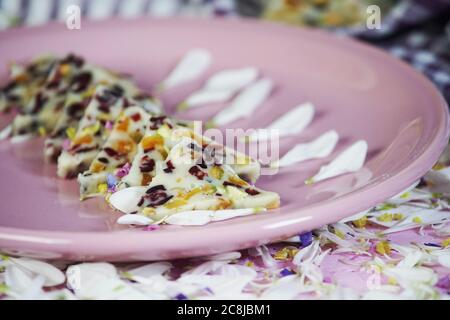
[355, 0, 450, 102]
[0, 0, 449, 102]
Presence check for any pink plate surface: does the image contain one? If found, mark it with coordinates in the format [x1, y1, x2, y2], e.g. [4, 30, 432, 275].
[0, 18, 448, 261]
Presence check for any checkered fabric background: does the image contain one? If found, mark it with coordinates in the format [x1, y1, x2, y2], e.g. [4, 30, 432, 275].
[0, 0, 449, 103]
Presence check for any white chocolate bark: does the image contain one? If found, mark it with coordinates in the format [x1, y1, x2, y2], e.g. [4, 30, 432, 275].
[112, 138, 279, 221]
[78, 106, 150, 199]
[57, 84, 127, 178]
[0, 55, 57, 113]
[11, 54, 87, 136]
[119, 119, 261, 190]
[44, 65, 160, 162]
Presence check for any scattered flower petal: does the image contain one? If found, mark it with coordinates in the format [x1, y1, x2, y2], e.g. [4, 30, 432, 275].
[212, 78, 273, 126]
[306, 140, 368, 184]
[161, 49, 212, 90]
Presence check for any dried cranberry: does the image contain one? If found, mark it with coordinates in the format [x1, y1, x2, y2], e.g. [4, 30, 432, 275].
[98, 157, 109, 164]
[61, 54, 85, 68]
[139, 158, 155, 173]
[96, 87, 121, 105]
[130, 113, 142, 122]
[70, 72, 92, 93]
[67, 102, 85, 117]
[103, 147, 118, 157]
[73, 146, 97, 154]
[145, 185, 166, 194]
[46, 71, 61, 89]
[163, 160, 175, 173]
[31, 92, 48, 113]
[245, 188, 260, 196]
[143, 185, 172, 207]
[97, 103, 110, 113]
[149, 116, 167, 130]
[133, 93, 152, 101]
[223, 181, 242, 188]
[110, 85, 124, 97]
[189, 166, 207, 180]
[147, 194, 173, 207]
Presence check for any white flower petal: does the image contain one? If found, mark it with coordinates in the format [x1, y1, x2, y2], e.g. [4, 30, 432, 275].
[10, 134, 33, 144]
[162, 49, 212, 90]
[183, 67, 258, 108]
[369, 207, 450, 234]
[5, 264, 33, 293]
[250, 102, 315, 141]
[253, 245, 278, 268]
[117, 214, 153, 226]
[308, 140, 368, 183]
[293, 240, 321, 265]
[164, 210, 211, 226]
[21, 275, 46, 300]
[0, 124, 11, 140]
[127, 262, 172, 279]
[164, 208, 258, 226]
[383, 267, 437, 286]
[109, 186, 147, 214]
[205, 252, 242, 261]
[437, 253, 450, 268]
[424, 167, 450, 196]
[339, 209, 370, 223]
[66, 263, 145, 299]
[182, 260, 229, 276]
[185, 89, 235, 107]
[389, 180, 421, 200]
[211, 208, 261, 222]
[260, 275, 302, 299]
[205, 67, 258, 91]
[275, 130, 339, 167]
[212, 78, 273, 126]
[216, 264, 257, 279]
[10, 257, 65, 286]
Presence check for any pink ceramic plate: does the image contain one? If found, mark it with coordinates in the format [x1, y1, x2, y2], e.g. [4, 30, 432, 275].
[0, 18, 448, 261]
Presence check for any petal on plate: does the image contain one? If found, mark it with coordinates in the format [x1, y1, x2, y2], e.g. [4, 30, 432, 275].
[184, 89, 235, 108]
[211, 208, 262, 222]
[0, 124, 11, 140]
[164, 208, 259, 226]
[205, 67, 258, 91]
[117, 214, 153, 226]
[10, 134, 33, 144]
[250, 102, 315, 141]
[205, 251, 242, 261]
[212, 78, 273, 126]
[181, 67, 259, 109]
[274, 130, 339, 167]
[307, 140, 368, 184]
[108, 186, 147, 214]
[161, 49, 212, 90]
[164, 210, 211, 226]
